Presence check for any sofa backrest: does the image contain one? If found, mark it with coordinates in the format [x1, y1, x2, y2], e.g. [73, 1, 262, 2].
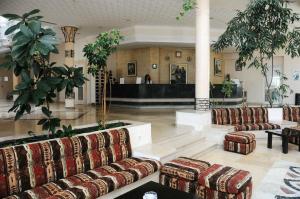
[0, 128, 131, 198]
[283, 106, 300, 122]
[212, 107, 269, 125]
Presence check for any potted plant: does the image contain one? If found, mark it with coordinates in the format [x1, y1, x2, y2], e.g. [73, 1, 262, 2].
[83, 30, 123, 127]
[0, 9, 86, 137]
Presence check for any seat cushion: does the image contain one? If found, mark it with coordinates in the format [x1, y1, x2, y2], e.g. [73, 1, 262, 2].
[160, 157, 211, 182]
[5, 157, 161, 199]
[234, 123, 280, 131]
[225, 132, 255, 144]
[198, 164, 252, 194]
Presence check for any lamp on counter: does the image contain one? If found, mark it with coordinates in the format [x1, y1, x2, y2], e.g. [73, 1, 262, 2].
[152, 64, 158, 69]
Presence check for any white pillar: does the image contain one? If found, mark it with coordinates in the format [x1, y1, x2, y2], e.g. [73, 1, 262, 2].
[195, 0, 210, 111]
[61, 26, 78, 108]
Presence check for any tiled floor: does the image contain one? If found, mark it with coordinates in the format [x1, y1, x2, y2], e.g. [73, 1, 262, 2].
[0, 102, 300, 191]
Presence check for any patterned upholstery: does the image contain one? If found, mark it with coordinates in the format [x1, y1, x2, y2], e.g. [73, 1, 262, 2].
[283, 106, 300, 123]
[233, 123, 280, 131]
[0, 129, 161, 199]
[159, 157, 211, 193]
[212, 107, 280, 131]
[224, 132, 256, 155]
[198, 164, 252, 198]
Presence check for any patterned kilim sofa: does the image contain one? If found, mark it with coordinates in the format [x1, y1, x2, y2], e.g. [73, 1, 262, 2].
[0, 128, 161, 199]
[212, 107, 280, 132]
[283, 106, 300, 124]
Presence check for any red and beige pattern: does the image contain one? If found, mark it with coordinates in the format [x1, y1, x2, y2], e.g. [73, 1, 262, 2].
[224, 132, 256, 155]
[197, 164, 252, 199]
[212, 107, 280, 131]
[159, 157, 211, 193]
[283, 106, 300, 123]
[0, 128, 161, 199]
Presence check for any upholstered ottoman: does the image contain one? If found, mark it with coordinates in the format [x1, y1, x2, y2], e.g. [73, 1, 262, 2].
[159, 157, 211, 193]
[197, 164, 252, 199]
[224, 132, 256, 155]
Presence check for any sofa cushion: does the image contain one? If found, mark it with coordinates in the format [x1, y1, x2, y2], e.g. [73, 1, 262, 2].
[4, 157, 161, 199]
[198, 164, 252, 194]
[46, 158, 161, 199]
[160, 157, 211, 182]
[234, 123, 280, 131]
[283, 106, 300, 122]
[212, 107, 270, 126]
[225, 132, 255, 144]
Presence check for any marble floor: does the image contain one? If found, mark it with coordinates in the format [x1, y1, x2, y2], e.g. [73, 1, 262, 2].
[0, 102, 300, 193]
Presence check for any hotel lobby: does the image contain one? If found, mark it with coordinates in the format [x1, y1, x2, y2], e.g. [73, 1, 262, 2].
[0, 0, 300, 199]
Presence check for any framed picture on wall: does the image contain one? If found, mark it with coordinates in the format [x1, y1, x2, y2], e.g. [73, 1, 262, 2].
[127, 61, 137, 76]
[170, 63, 188, 84]
[214, 58, 222, 76]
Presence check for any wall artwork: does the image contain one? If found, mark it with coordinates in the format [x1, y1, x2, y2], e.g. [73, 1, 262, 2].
[127, 61, 137, 76]
[293, 71, 300, 81]
[170, 63, 188, 84]
[214, 58, 223, 76]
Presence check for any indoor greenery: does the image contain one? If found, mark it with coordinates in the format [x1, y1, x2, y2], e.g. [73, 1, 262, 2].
[221, 79, 234, 99]
[271, 70, 293, 105]
[212, 0, 300, 107]
[1, 9, 86, 136]
[83, 30, 123, 127]
[177, 0, 196, 20]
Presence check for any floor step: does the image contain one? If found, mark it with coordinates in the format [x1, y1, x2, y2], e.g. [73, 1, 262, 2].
[178, 139, 218, 158]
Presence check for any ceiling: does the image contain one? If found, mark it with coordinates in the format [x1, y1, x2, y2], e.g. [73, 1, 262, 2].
[0, 0, 250, 39]
[1, 0, 300, 41]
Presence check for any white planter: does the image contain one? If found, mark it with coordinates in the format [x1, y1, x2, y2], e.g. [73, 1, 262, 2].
[267, 107, 283, 122]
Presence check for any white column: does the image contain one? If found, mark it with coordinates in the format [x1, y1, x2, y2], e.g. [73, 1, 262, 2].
[61, 26, 78, 108]
[195, 0, 210, 111]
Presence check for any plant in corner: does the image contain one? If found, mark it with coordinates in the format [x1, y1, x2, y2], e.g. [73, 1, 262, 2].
[271, 70, 293, 106]
[1, 9, 86, 136]
[212, 0, 300, 107]
[83, 30, 123, 128]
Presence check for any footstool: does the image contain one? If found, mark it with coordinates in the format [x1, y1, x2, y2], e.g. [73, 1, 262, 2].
[197, 164, 252, 199]
[224, 132, 256, 155]
[160, 157, 211, 193]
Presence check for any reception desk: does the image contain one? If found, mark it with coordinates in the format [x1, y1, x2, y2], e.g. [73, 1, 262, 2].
[107, 84, 243, 107]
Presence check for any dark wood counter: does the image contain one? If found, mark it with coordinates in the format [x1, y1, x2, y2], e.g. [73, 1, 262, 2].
[106, 84, 243, 107]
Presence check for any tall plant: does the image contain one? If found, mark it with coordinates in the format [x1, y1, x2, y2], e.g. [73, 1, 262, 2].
[212, 0, 300, 107]
[1, 9, 86, 135]
[83, 30, 123, 127]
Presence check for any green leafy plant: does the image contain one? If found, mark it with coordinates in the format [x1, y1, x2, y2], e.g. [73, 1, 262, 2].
[1, 9, 86, 135]
[212, 0, 300, 107]
[177, 0, 196, 20]
[271, 70, 293, 105]
[83, 30, 123, 127]
[221, 79, 234, 105]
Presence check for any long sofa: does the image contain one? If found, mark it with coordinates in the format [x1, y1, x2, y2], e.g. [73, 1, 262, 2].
[0, 128, 161, 199]
[212, 107, 281, 132]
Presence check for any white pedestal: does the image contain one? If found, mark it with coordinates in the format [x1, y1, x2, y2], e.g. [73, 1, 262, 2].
[176, 109, 211, 131]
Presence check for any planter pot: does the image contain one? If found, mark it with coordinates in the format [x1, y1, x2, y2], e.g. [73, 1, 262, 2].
[267, 107, 283, 122]
[0, 120, 152, 149]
